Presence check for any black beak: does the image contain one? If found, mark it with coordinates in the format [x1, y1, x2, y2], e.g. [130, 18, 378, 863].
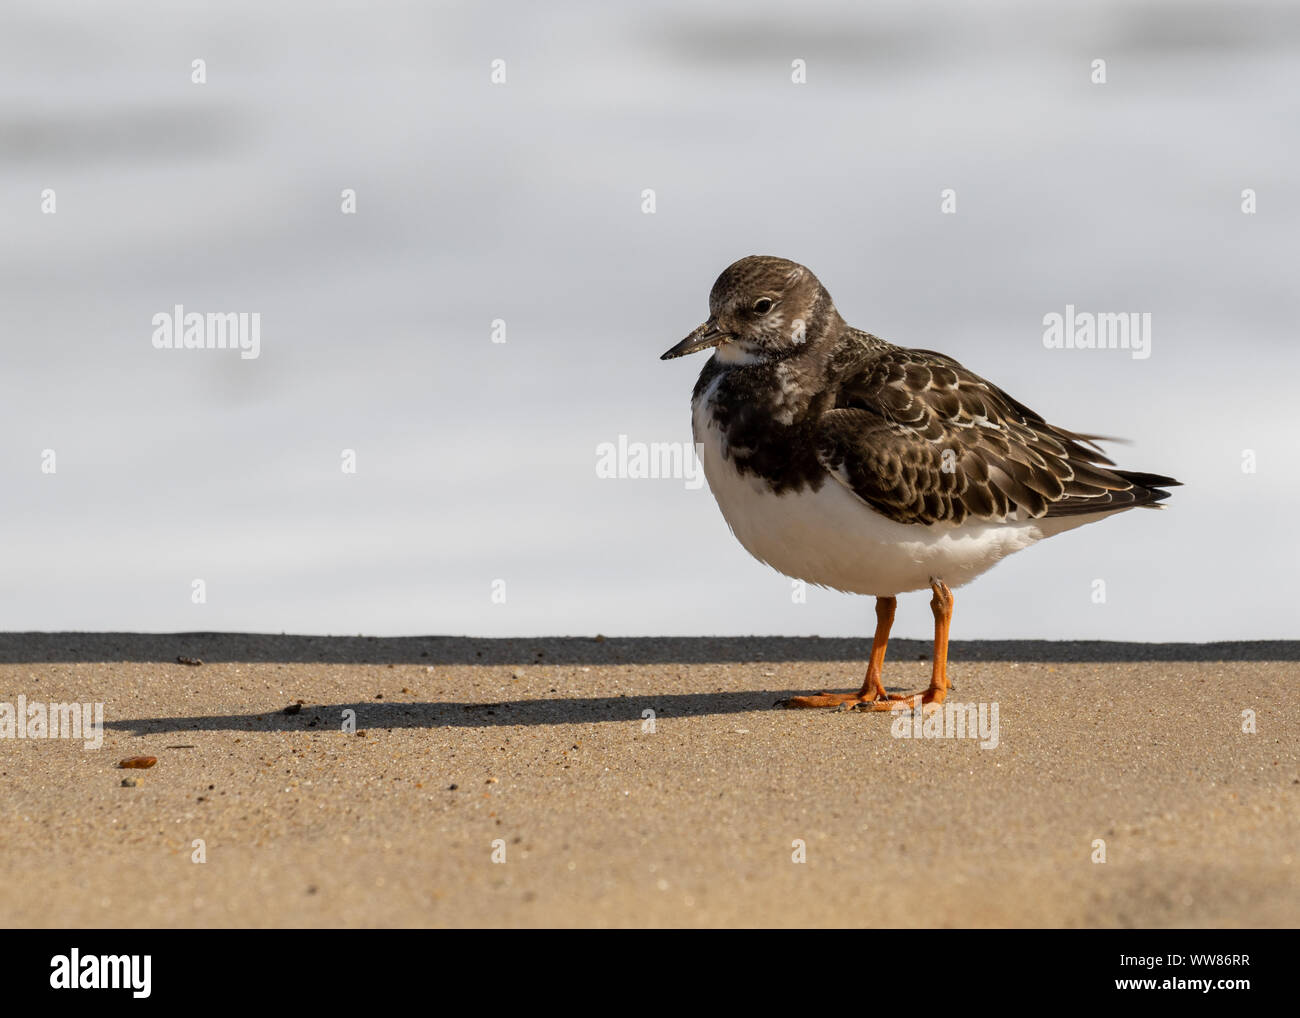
[661, 320, 729, 360]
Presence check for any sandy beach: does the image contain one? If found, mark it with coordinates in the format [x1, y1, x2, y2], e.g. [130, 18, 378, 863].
[2, 634, 1296, 928]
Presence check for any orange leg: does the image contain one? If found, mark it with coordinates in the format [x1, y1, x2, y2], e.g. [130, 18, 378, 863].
[863, 579, 953, 712]
[777, 596, 902, 709]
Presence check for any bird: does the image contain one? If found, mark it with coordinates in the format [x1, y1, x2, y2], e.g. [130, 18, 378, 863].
[661, 255, 1180, 712]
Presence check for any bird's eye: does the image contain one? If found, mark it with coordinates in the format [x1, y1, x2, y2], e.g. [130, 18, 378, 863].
[753, 297, 774, 315]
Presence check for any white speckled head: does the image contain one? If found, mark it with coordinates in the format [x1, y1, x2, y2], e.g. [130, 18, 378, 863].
[661, 255, 842, 362]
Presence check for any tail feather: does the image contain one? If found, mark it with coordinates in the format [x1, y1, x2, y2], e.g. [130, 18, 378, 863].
[1114, 469, 1181, 508]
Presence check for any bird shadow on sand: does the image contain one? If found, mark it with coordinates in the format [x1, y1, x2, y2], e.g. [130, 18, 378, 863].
[101, 689, 923, 735]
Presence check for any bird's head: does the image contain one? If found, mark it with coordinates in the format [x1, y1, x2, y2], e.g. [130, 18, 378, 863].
[661, 255, 840, 364]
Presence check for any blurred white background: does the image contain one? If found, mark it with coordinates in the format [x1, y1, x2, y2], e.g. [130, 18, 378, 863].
[2, 0, 1296, 639]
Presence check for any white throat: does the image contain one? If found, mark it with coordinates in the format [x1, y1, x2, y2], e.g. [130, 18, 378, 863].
[712, 342, 766, 366]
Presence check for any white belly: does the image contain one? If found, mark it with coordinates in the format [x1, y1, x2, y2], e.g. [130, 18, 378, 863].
[693, 397, 1102, 596]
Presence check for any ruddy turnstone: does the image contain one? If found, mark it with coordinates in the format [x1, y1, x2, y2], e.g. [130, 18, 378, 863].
[661, 255, 1180, 711]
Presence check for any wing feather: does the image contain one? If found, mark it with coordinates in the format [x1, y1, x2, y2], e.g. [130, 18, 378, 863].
[815, 346, 1180, 525]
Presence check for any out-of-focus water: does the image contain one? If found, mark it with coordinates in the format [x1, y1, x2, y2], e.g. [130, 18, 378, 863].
[2, 1, 1297, 639]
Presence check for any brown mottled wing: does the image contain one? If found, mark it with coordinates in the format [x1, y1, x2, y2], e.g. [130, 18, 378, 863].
[814, 346, 1178, 525]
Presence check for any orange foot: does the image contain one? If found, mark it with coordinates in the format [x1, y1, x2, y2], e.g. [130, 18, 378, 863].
[853, 580, 956, 713]
[855, 686, 947, 712]
[775, 595, 904, 710]
[775, 690, 906, 710]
